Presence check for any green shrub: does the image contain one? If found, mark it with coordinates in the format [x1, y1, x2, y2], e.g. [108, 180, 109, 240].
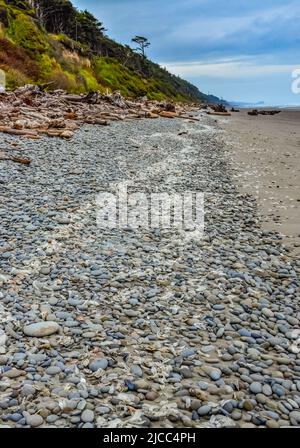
[4, 66, 31, 89]
[7, 12, 49, 55]
[78, 68, 99, 92]
[43, 69, 77, 91]
[93, 56, 156, 97]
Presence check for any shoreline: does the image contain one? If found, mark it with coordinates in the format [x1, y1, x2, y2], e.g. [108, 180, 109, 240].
[216, 108, 300, 255]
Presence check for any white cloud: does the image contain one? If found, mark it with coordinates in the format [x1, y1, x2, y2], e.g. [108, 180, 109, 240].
[166, 2, 300, 44]
[160, 58, 297, 79]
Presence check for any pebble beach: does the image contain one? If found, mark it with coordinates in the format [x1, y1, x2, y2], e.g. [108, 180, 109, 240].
[0, 113, 300, 428]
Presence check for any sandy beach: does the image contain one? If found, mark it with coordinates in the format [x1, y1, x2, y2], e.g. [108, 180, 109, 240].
[219, 109, 300, 254]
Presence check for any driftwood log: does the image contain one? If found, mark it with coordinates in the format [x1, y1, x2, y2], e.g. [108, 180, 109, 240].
[0, 151, 31, 165]
[210, 104, 228, 113]
[0, 126, 38, 136]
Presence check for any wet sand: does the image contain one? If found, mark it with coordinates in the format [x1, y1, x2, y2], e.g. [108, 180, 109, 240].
[219, 109, 300, 254]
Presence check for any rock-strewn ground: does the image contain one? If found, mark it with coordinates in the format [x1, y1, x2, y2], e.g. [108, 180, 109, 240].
[0, 115, 299, 428]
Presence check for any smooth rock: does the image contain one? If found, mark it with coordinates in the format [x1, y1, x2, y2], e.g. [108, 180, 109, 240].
[249, 382, 262, 394]
[89, 359, 108, 372]
[131, 365, 143, 377]
[26, 414, 44, 428]
[23, 322, 60, 337]
[81, 410, 94, 423]
[197, 405, 211, 416]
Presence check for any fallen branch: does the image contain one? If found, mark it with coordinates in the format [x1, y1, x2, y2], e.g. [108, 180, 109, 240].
[63, 94, 85, 103]
[11, 156, 31, 165]
[177, 115, 200, 121]
[24, 134, 40, 140]
[38, 81, 55, 92]
[145, 112, 159, 119]
[0, 152, 31, 165]
[82, 118, 109, 126]
[0, 126, 38, 136]
[159, 111, 178, 118]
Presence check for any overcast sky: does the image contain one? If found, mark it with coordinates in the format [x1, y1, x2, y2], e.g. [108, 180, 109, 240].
[73, 0, 300, 105]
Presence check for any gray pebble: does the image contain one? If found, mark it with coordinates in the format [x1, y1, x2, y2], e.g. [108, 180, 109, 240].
[25, 414, 44, 427]
[89, 359, 108, 372]
[81, 410, 94, 423]
[197, 405, 212, 416]
[249, 382, 262, 394]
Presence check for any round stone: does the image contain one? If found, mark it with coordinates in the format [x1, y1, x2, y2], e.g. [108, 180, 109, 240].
[190, 400, 202, 411]
[0, 355, 8, 366]
[249, 382, 262, 394]
[46, 366, 61, 375]
[239, 329, 252, 337]
[262, 308, 274, 318]
[210, 370, 221, 381]
[231, 410, 242, 421]
[81, 410, 94, 423]
[10, 413, 22, 422]
[95, 406, 111, 415]
[256, 394, 267, 404]
[262, 384, 272, 396]
[89, 359, 108, 372]
[0, 330, 7, 347]
[272, 384, 285, 397]
[289, 411, 300, 423]
[223, 402, 234, 413]
[131, 365, 143, 377]
[23, 322, 60, 337]
[26, 414, 44, 427]
[197, 405, 211, 416]
[46, 415, 59, 424]
[145, 392, 158, 401]
[56, 217, 70, 225]
[243, 399, 254, 411]
[21, 385, 36, 397]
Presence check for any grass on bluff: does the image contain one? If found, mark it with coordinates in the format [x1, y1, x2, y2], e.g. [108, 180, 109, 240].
[93, 57, 167, 100]
[7, 12, 49, 55]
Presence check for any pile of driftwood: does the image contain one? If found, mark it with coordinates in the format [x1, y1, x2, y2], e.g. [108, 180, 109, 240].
[0, 85, 202, 165]
[0, 85, 201, 140]
[206, 104, 232, 116]
[248, 109, 281, 116]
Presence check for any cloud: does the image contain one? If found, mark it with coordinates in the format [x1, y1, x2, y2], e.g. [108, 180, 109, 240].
[160, 1, 300, 62]
[167, 1, 300, 43]
[73, 1, 300, 61]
